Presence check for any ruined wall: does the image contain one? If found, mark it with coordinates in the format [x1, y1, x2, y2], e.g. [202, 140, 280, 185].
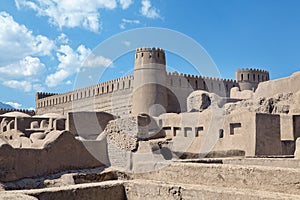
[255, 71, 300, 98]
[159, 110, 286, 157]
[0, 131, 103, 182]
[68, 112, 115, 139]
[213, 111, 257, 156]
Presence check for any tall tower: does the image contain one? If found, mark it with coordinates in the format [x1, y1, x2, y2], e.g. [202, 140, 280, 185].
[132, 47, 168, 116]
[235, 68, 270, 91]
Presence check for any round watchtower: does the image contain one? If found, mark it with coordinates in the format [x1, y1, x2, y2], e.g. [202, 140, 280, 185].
[132, 47, 168, 116]
[235, 68, 270, 91]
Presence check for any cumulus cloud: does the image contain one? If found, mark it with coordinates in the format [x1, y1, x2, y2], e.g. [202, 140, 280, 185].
[46, 44, 112, 87]
[15, 0, 133, 32]
[0, 12, 55, 66]
[140, 0, 160, 19]
[118, 0, 133, 9]
[56, 33, 69, 44]
[119, 18, 140, 29]
[0, 56, 45, 78]
[3, 80, 44, 92]
[83, 55, 112, 67]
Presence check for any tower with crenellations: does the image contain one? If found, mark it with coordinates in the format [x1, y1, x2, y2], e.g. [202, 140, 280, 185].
[132, 47, 168, 116]
[35, 47, 270, 117]
[235, 68, 270, 91]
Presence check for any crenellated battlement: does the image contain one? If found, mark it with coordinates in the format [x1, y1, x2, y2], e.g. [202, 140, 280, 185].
[167, 72, 237, 83]
[236, 68, 269, 83]
[0, 108, 35, 116]
[36, 75, 134, 110]
[36, 92, 58, 100]
[237, 68, 269, 74]
[135, 47, 165, 53]
[134, 47, 166, 67]
[235, 68, 269, 91]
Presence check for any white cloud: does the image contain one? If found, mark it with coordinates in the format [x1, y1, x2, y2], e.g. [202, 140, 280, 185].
[119, 18, 140, 29]
[0, 12, 55, 66]
[56, 33, 69, 44]
[83, 55, 112, 67]
[0, 56, 45, 78]
[0, 12, 51, 93]
[3, 80, 44, 92]
[118, 0, 133, 9]
[65, 80, 72, 85]
[45, 69, 69, 88]
[46, 44, 112, 87]
[15, 0, 133, 32]
[140, 0, 160, 19]
[4, 102, 22, 109]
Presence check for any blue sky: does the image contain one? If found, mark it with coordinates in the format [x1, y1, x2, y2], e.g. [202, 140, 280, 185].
[0, 0, 300, 109]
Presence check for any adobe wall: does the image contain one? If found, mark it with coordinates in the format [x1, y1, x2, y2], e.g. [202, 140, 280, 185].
[159, 110, 287, 157]
[166, 73, 237, 112]
[16, 181, 125, 200]
[36, 76, 133, 117]
[132, 162, 300, 196]
[213, 111, 257, 156]
[36, 72, 238, 116]
[0, 131, 103, 182]
[255, 71, 300, 98]
[68, 112, 115, 139]
[159, 109, 257, 156]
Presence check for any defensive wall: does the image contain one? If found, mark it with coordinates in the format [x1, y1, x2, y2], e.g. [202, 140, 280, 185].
[0, 108, 35, 116]
[36, 75, 134, 116]
[35, 73, 238, 117]
[35, 47, 269, 117]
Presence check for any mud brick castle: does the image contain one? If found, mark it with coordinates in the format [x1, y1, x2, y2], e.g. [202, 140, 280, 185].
[35, 48, 269, 117]
[2, 47, 300, 199]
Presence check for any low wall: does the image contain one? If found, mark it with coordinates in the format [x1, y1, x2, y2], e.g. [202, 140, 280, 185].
[68, 112, 115, 139]
[0, 131, 103, 182]
[13, 181, 125, 200]
[133, 162, 300, 195]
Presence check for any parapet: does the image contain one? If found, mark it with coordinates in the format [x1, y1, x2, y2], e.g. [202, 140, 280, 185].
[0, 108, 35, 116]
[235, 68, 270, 82]
[134, 47, 166, 67]
[36, 92, 58, 100]
[237, 68, 269, 74]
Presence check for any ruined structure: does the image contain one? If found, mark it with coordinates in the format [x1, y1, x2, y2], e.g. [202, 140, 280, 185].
[31, 47, 300, 158]
[2, 47, 300, 199]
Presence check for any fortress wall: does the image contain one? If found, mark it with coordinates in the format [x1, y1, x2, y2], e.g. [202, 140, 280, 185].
[0, 108, 35, 116]
[167, 73, 237, 96]
[166, 73, 237, 112]
[36, 76, 134, 116]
